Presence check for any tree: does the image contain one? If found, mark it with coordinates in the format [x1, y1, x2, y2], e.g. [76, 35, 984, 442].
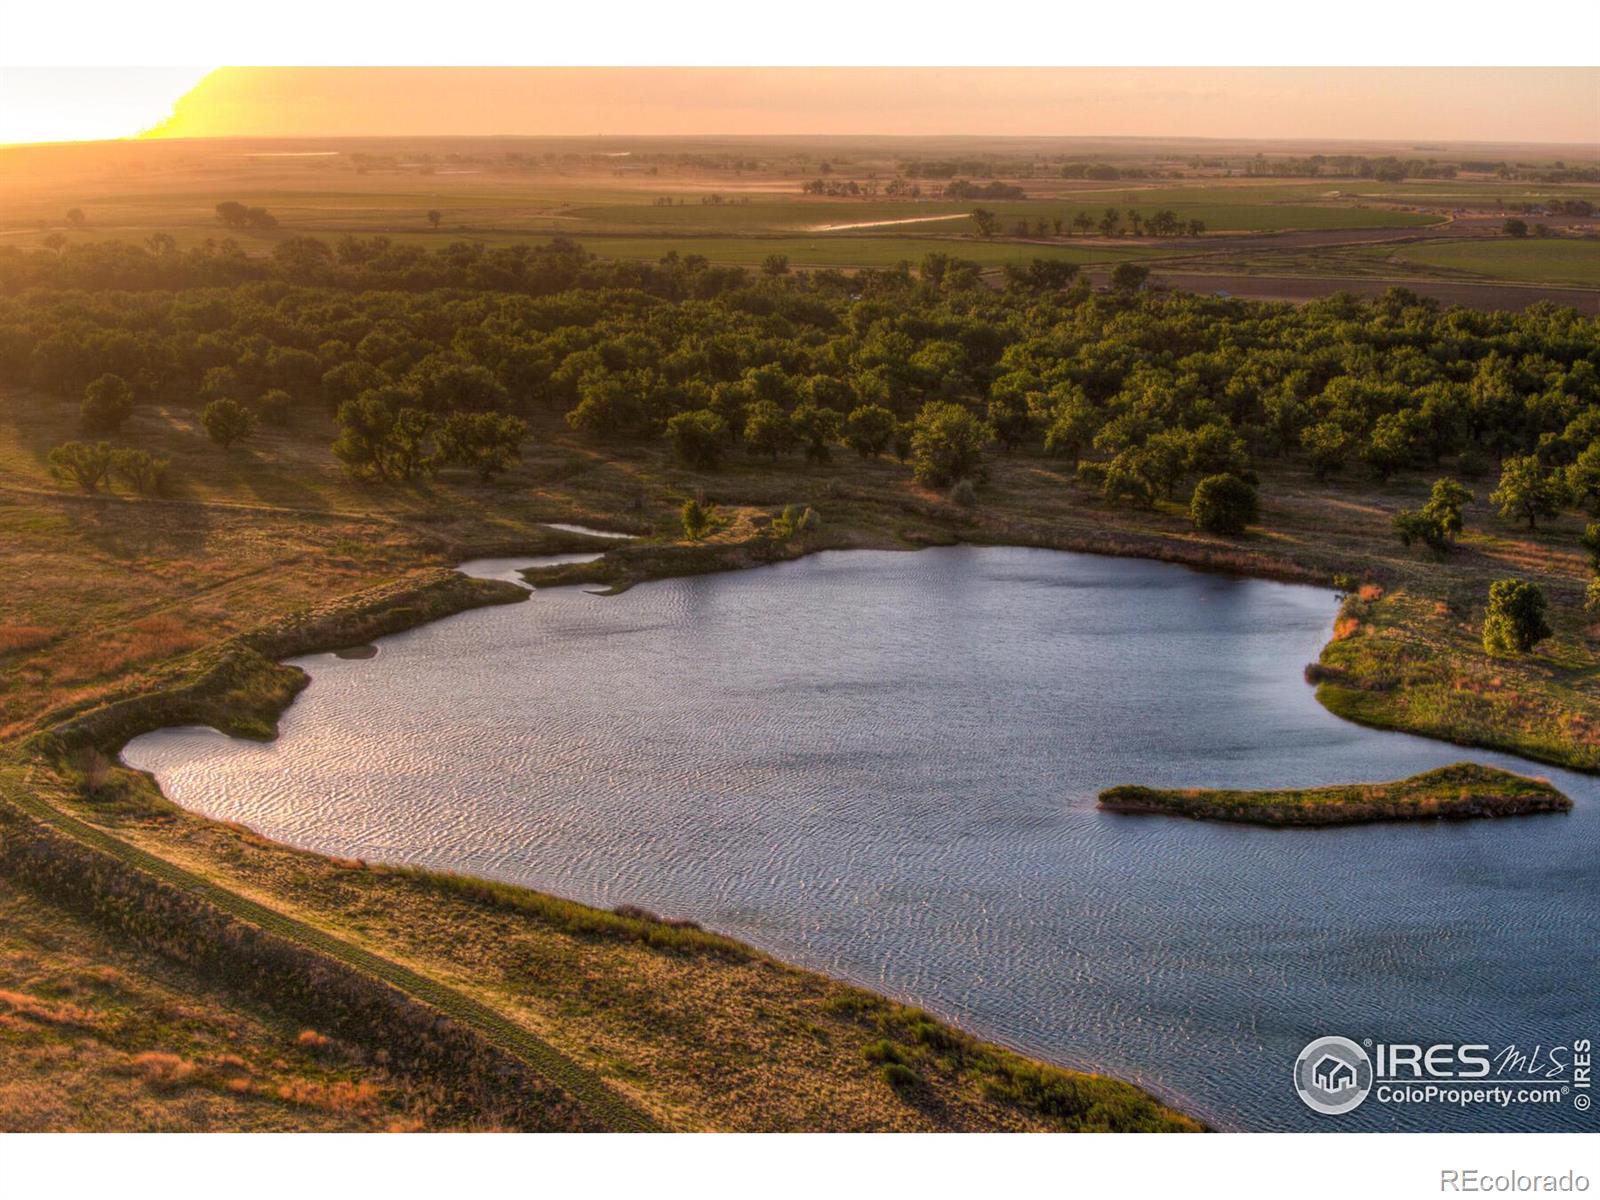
[743, 400, 797, 460]
[844, 404, 897, 458]
[42, 231, 66, 254]
[910, 401, 988, 488]
[790, 402, 842, 464]
[985, 390, 1036, 452]
[333, 392, 399, 480]
[109, 448, 169, 496]
[1582, 521, 1600, 574]
[969, 209, 998, 238]
[201, 398, 257, 451]
[1302, 421, 1354, 480]
[1502, 218, 1528, 238]
[65, 208, 87, 228]
[680, 497, 722, 541]
[665, 409, 727, 470]
[436, 411, 528, 481]
[1566, 442, 1600, 514]
[1097, 208, 1122, 238]
[1072, 210, 1094, 236]
[1109, 263, 1150, 293]
[1190, 473, 1259, 535]
[1490, 454, 1564, 530]
[1482, 578, 1552, 657]
[1421, 477, 1473, 538]
[427, 209, 442, 229]
[761, 254, 790, 277]
[47, 441, 113, 492]
[80, 373, 135, 434]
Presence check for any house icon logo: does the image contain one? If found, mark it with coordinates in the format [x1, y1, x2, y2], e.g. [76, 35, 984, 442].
[1294, 1036, 1373, 1115]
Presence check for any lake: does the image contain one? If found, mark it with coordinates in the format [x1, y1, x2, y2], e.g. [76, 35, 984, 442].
[122, 546, 1599, 1131]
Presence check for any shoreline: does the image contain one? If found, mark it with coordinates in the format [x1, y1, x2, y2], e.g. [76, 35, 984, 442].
[6, 528, 1592, 1131]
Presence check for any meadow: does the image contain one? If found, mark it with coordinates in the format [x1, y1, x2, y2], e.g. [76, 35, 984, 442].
[1392, 238, 1600, 287]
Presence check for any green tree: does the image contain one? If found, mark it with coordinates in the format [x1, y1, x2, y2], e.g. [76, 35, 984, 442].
[427, 209, 442, 229]
[47, 440, 113, 492]
[969, 209, 998, 238]
[201, 398, 257, 451]
[1581, 521, 1600, 573]
[761, 254, 790, 277]
[333, 392, 398, 480]
[1190, 473, 1259, 535]
[1109, 262, 1149, 292]
[1421, 477, 1473, 538]
[680, 497, 722, 541]
[1502, 218, 1528, 238]
[665, 409, 727, 470]
[743, 400, 798, 460]
[790, 402, 843, 464]
[1482, 578, 1552, 656]
[1490, 453, 1564, 530]
[436, 412, 528, 481]
[1565, 442, 1600, 514]
[910, 401, 989, 487]
[844, 404, 897, 458]
[1302, 420, 1354, 481]
[108, 447, 169, 496]
[80, 373, 135, 434]
[985, 390, 1037, 452]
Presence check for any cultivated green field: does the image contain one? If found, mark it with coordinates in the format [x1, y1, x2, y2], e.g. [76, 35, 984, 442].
[1392, 238, 1600, 286]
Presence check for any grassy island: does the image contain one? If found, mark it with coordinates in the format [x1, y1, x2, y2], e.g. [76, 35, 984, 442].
[1098, 763, 1573, 827]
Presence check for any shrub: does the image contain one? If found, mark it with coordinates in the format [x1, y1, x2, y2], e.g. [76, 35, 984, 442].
[879, 1062, 919, 1092]
[861, 1040, 905, 1065]
[680, 497, 722, 541]
[109, 447, 170, 496]
[1587, 576, 1600, 616]
[665, 409, 727, 470]
[81, 373, 135, 434]
[1583, 522, 1600, 574]
[1482, 578, 1553, 657]
[1190, 472, 1258, 535]
[844, 404, 897, 457]
[48, 440, 114, 492]
[201, 398, 258, 450]
[910, 400, 989, 488]
[768, 504, 817, 540]
[948, 478, 977, 508]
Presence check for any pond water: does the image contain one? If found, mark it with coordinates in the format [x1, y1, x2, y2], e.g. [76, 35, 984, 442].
[122, 547, 1599, 1131]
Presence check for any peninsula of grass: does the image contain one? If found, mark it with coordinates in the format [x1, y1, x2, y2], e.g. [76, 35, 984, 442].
[1097, 764, 1572, 827]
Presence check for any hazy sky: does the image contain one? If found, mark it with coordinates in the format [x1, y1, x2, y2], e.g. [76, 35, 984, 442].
[3, 67, 1597, 145]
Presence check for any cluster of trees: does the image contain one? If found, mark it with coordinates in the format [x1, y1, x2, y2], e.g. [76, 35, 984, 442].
[5, 237, 1596, 551]
[215, 202, 279, 231]
[943, 180, 1026, 201]
[1239, 154, 1456, 181]
[48, 440, 169, 495]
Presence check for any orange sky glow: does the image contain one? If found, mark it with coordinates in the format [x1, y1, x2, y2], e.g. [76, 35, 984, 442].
[2, 67, 1596, 146]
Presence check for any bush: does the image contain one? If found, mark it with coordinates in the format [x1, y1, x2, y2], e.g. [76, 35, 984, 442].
[109, 448, 170, 496]
[861, 1040, 904, 1065]
[845, 404, 897, 457]
[1189, 472, 1258, 535]
[910, 400, 989, 488]
[665, 409, 727, 470]
[879, 1063, 919, 1093]
[81, 373, 135, 434]
[1482, 578, 1553, 657]
[200, 398, 258, 451]
[48, 440, 114, 492]
[1583, 522, 1600, 574]
[948, 478, 977, 508]
[680, 497, 722, 541]
[1587, 576, 1600, 617]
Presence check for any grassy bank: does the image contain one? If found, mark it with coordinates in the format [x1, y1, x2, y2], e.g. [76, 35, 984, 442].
[1099, 763, 1572, 827]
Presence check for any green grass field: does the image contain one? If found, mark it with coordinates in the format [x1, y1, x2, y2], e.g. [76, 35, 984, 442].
[1393, 238, 1600, 286]
[577, 234, 1172, 270]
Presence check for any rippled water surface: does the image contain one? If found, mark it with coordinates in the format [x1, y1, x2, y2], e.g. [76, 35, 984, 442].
[123, 547, 1599, 1131]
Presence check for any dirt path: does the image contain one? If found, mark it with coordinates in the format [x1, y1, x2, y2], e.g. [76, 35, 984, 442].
[803, 213, 970, 232]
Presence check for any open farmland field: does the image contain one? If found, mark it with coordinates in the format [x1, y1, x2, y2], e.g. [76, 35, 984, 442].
[3, 135, 1596, 297]
[1391, 237, 1600, 286]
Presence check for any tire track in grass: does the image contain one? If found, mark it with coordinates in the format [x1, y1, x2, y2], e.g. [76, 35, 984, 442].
[0, 768, 661, 1132]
